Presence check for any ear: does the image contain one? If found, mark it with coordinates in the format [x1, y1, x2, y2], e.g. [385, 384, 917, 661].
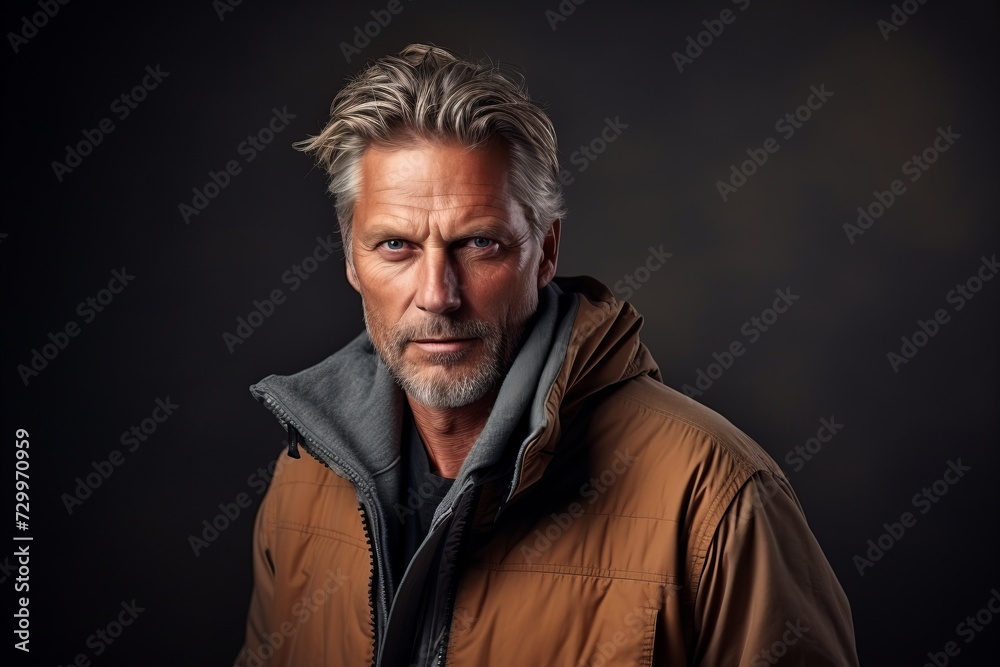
[536, 218, 561, 289]
[345, 259, 361, 293]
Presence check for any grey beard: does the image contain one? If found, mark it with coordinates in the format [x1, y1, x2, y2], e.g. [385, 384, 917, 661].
[362, 305, 526, 409]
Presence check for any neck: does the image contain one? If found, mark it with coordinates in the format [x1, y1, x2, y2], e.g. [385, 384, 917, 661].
[408, 388, 498, 478]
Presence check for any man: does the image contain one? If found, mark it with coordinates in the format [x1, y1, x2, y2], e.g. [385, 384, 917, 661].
[236, 43, 859, 666]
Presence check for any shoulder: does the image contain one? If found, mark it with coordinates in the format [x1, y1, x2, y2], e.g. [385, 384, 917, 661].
[258, 448, 366, 548]
[588, 374, 783, 487]
[579, 375, 789, 586]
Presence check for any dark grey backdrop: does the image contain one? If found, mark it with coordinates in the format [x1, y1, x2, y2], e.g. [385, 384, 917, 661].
[2, 0, 997, 664]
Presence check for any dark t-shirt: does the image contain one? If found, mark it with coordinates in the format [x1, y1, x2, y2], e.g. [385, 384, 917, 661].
[394, 406, 454, 583]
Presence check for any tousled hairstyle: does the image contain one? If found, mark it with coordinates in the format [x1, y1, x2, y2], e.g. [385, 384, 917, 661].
[294, 43, 566, 261]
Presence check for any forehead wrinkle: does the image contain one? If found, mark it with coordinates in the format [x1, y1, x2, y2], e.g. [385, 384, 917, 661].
[370, 184, 508, 199]
[387, 191, 506, 198]
[364, 189, 510, 211]
[373, 200, 508, 212]
[377, 172, 509, 190]
[357, 144, 523, 242]
[369, 180, 502, 188]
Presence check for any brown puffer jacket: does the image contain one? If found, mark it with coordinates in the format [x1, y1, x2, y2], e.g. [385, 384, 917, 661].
[235, 275, 859, 666]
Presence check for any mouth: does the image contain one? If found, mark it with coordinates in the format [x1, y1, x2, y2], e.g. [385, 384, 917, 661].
[409, 338, 477, 353]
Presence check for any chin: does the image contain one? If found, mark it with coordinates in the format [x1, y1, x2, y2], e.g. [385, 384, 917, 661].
[405, 361, 478, 386]
[402, 375, 494, 409]
[398, 359, 499, 408]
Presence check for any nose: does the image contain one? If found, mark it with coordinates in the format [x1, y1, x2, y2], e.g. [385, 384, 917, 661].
[415, 248, 461, 315]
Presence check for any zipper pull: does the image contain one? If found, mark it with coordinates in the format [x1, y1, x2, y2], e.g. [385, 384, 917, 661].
[286, 423, 301, 459]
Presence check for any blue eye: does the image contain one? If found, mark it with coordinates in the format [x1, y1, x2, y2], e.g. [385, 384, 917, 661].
[383, 239, 405, 250]
[471, 237, 494, 248]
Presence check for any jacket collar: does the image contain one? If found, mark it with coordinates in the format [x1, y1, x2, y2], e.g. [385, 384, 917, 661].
[250, 280, 569, 496]
[505, 275, 663, 507]
[249, 275, 660, 515]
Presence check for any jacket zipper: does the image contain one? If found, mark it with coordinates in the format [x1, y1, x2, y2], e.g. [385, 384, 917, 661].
[357, 504, 380, 664]
[259, 391, 389, 664]
[434, 559, 458, 666]
[262, 390, 496, 666]
[433, 484, 480, 667]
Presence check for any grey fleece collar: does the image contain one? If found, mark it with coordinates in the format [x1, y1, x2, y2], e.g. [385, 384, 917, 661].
[249, 281, 580, 514]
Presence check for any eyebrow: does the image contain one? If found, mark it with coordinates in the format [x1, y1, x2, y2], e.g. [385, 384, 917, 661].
[356, 219, 516, 245]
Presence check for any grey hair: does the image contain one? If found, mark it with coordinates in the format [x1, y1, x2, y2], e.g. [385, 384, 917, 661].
[294, 43, 566, 261]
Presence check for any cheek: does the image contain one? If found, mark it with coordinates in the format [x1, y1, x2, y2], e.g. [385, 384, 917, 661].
[469, 263, 519, 294]
[468, 246, 539, 288]
[358, 284, 403, 329]
[466, 265, 536, 316]
[357, 261, 412, 303]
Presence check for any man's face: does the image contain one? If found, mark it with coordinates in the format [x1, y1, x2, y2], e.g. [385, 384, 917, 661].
[347, 140, 559, 409]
